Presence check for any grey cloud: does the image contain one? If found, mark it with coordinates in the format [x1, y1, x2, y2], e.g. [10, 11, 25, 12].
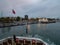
[0, 0, 60, 18]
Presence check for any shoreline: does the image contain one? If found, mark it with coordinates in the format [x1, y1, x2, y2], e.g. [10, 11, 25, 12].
[0, 21, 57, 28]
[0, 23, 25, 28]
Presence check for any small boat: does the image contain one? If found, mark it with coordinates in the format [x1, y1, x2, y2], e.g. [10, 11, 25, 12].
[0, 35, 48, 45]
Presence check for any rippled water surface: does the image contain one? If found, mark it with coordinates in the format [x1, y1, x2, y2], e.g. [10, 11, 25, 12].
[0, 23, 60, 45]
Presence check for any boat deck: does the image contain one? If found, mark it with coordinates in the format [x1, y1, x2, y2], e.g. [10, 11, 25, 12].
[0, 38, 45, 45]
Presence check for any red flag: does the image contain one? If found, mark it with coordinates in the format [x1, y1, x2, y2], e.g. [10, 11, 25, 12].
[16, 38, 19, 43]
[12, 9, 16, 14]
[32, 40, 36, 43]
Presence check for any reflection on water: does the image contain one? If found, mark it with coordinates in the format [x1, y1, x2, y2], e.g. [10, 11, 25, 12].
[0, 23, 60, 45]
[37, 23, 41, 29]
[42, 24, 47, 30]
[37, 23, 47, 30]
[0, 27, 11, 34]
[27, 25, 30, 30]
[0, 27, 11, 39]
[25, 24, 31, 34]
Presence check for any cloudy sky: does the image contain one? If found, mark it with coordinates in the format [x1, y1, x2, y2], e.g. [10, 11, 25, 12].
[0, 0, 60, 18]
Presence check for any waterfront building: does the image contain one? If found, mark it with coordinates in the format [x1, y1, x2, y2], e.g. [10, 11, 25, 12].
[39, 18, 48, 22]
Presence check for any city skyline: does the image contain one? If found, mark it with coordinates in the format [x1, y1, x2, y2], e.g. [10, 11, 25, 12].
[0, 0, 60, 18]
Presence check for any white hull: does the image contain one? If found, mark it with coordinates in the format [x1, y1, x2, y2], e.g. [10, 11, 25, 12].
[0, 36, 48, 45]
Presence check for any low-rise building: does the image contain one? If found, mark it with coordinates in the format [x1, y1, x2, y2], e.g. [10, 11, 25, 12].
[39, 18, 48, 22]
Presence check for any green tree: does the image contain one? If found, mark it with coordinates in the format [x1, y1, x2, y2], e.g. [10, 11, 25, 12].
[16, 16, 20, 21]
[0, 17, 5, 22]
[36, 18, 39, 20]
[4, 17, 10, 23]
[30, 18, 35, 21]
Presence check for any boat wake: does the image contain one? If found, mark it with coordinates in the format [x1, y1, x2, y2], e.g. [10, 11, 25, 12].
[33, 34, 56, 45]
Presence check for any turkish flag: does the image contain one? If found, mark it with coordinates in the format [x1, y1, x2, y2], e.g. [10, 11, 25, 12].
[12, 9, 16, 14]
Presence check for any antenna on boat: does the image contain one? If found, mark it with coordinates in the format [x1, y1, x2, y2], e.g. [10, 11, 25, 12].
[13, 35, 16, 43]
